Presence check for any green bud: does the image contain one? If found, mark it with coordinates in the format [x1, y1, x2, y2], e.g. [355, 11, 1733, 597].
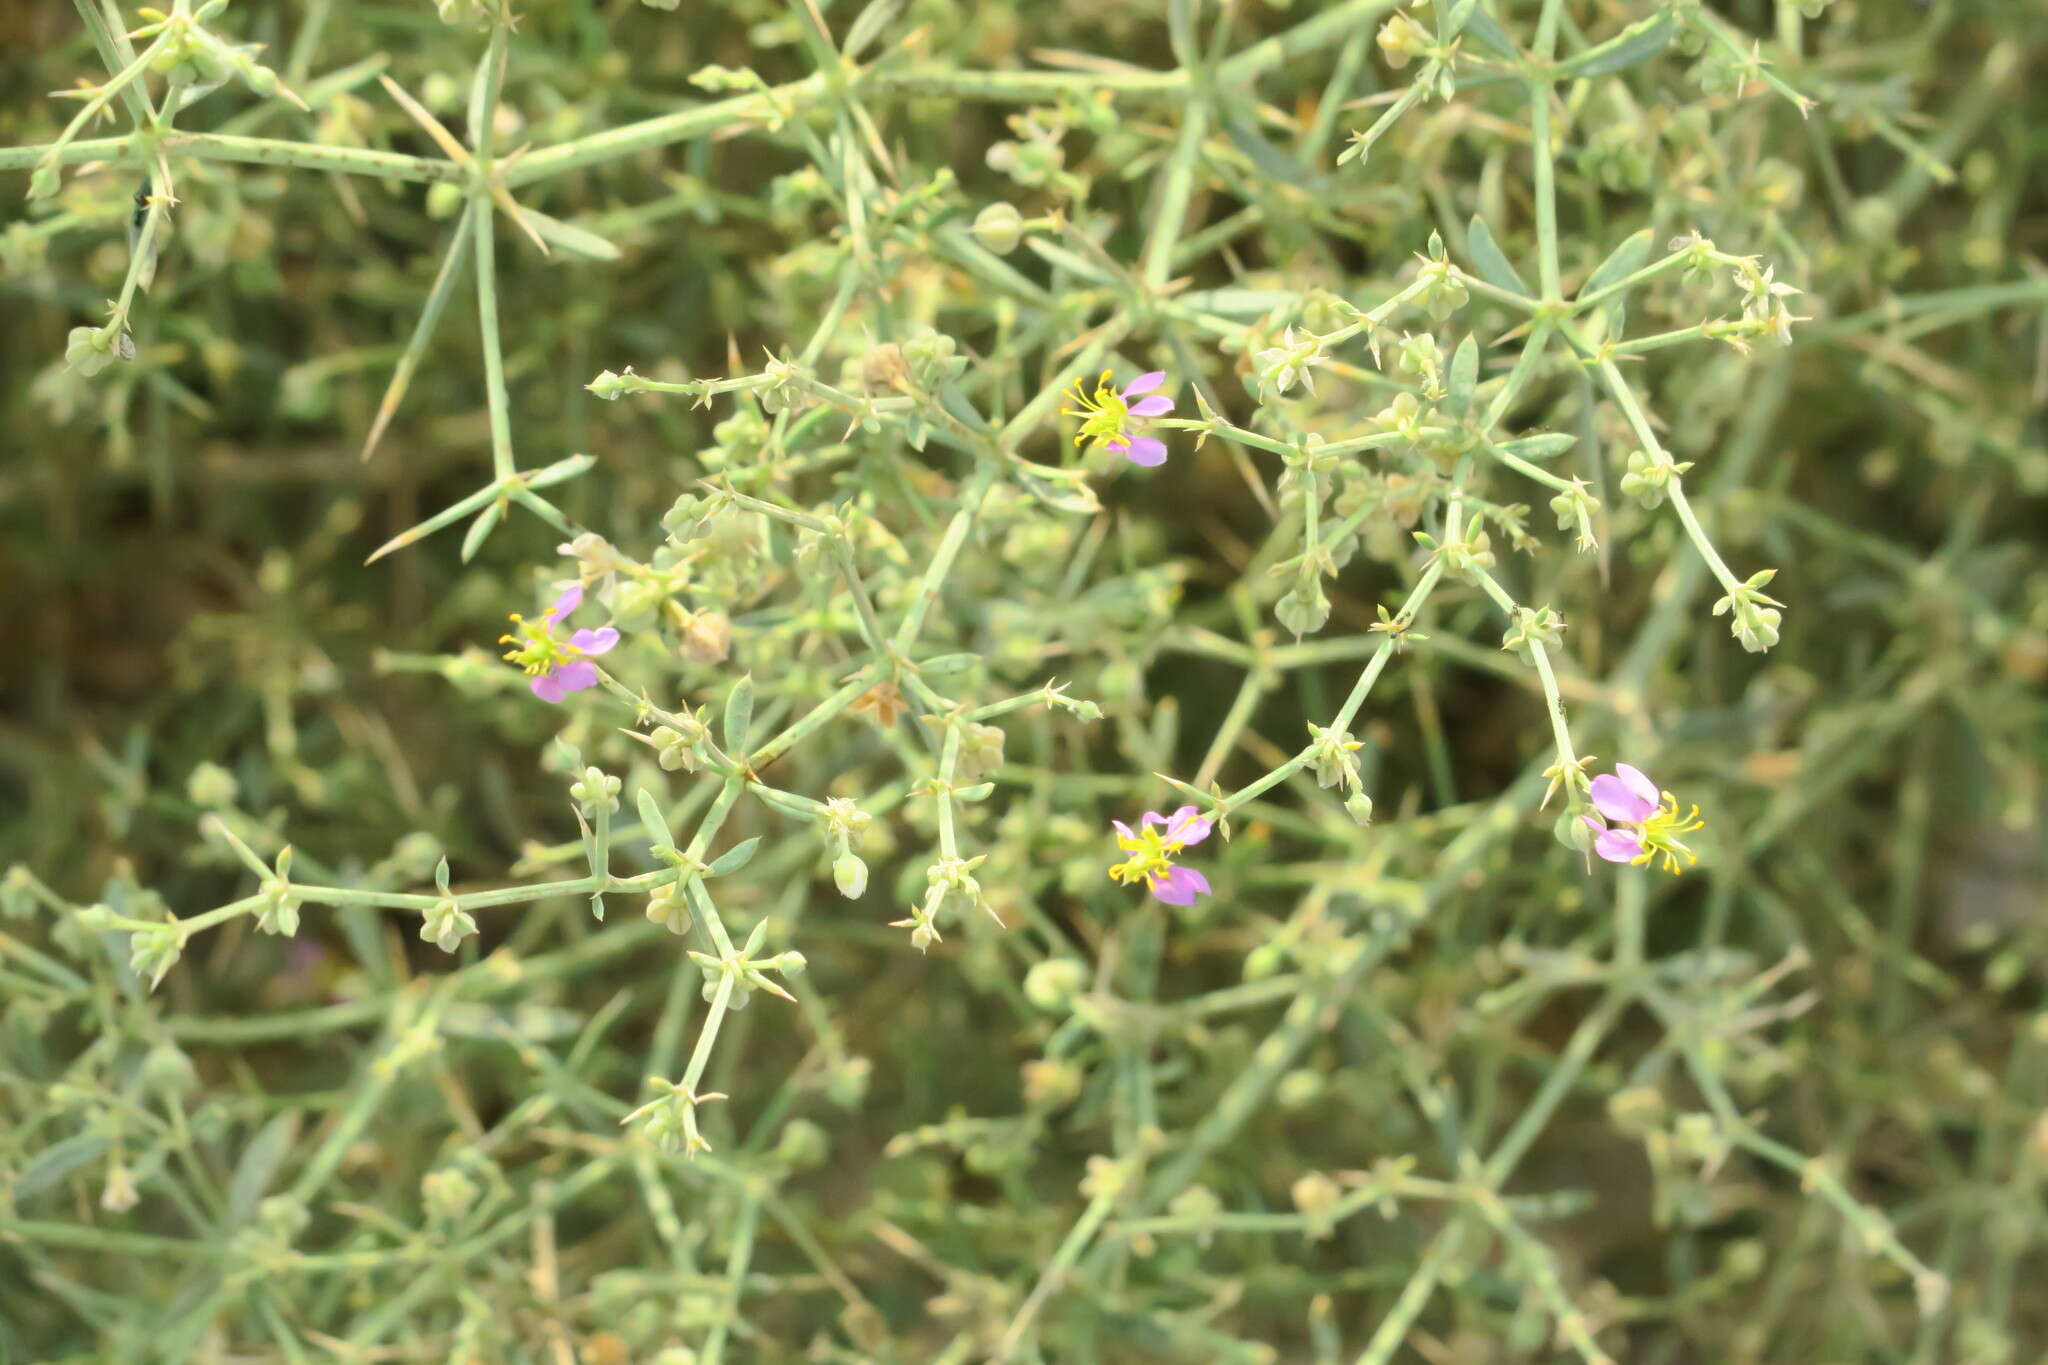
[185, 761, 239, 808]
[1555, 810, 1595, 852]
[1024, 958, 1088, 1012]
[1243, 943, 1286, 981]
[425, 181, 464, 220]
[774, 1118, 829, 1169]
[140, 1042, 199, 1096]
[971, 202, 1025, 255]
[66, 326, 119, 377]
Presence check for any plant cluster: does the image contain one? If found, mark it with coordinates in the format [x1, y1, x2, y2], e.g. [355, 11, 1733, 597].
[3, 0, 2046, 1361]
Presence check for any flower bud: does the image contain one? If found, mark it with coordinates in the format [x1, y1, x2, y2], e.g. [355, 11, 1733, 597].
[185, 761, 239, 808]
[644, 883, 691, 935]
[421, 896, 477, 953]
[971, 202, 1025, 255]
[425, 181, 464, 220]
[831, 852, 868, 900]
[141, 1042, 199, 1096]
[1024, 958, 1088, 1012]
[774, 1118, 829, 1169]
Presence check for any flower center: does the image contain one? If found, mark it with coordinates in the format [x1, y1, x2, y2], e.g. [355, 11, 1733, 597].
[1632, 793, 1705, 874]
[1107, 825, 1185, 890]
[1062, 371, 1130, 449]
[499, 612, 583, 676]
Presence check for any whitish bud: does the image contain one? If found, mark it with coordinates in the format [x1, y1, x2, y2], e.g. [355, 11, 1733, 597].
[831, 852, 868, 900]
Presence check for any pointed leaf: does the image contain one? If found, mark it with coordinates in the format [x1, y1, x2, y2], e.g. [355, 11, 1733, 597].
[843, 0, 903, 60]
[723, 676, 754, 753]
[1223, 115, 1311, 189]
[636, 789, 674, 857]
[1459, 2, 1518, 58]
[1498, 433, 1578, 461]
[1466, 214, 1531, 297]
[1579, 228, 1655, 301]
[228, 1112, 300, 1221]
[705, 836, 762, 878]
[1446, 335, 1479, 417]
[1556, 10, 1677, 79]
[459, 499, 505, 563]
[522, 208, 622, 262]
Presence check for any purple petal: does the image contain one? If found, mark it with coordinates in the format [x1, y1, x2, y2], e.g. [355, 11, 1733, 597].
[1121, 370, 1166, 398]
[1111, 819, 1137, 842]
[1613, 763, 1660, 810]
[1590, 773, 1657, 824]
[1162, 805, 1212, 846]
[1127, 394, 1174, 417]
[1594, 828, 1646, 864]
[551, 660, 600, 694]
[1120, 437, 1168, 467]
[531, 670, 569, 703]
[568, 625, 620, 656]
[1150, 866, 1211, 907]
[547, 584, 584, 619]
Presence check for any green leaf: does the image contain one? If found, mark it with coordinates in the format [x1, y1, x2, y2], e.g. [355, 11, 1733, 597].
[459, 499, 505, 563]
[522, 209, 622, 263]
[636, 789, 674, 857]
[1438, 0, 1480, 44]
[1498, 433, 1578, 461]
[842, 0, 902, 60]
[723, 676, 754, 753]
[1466, 214, 1531, 297]
[228, 1112, 300, 1222]
[705, 836, 762, 878]
[1446, 335, 1479, 417]
[1025, 239, 1115, 285]
[1223, 115, 1311, 188]
[1580, 228, 1655, 300]
[1459, 2, 1519, 58]
[14, 1134, 108, 1201]
[1556, 9, 1677, 80]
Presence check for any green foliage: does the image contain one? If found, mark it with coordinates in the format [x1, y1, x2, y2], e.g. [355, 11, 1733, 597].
[3, 0, 2047, 1360]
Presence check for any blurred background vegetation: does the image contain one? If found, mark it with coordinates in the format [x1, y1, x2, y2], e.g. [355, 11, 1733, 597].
[3, 0, 2047, 1361]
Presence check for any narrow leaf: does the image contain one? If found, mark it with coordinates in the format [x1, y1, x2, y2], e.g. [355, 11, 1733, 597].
[458, 499, 505, 563]
[522, 208, 621, 262]
[842, 0, 903, 60]
[1498, 433, 1578, 461]
[228, 1112, 300, 1221]
[1556, 10, 1677, 80]
[1459, 3, 1519, 58]
[1466, 214, 1531, 296]
[1580, 227, 1655, 300]
[636, 789, 674, 857]
[723, 675, 754, 753]
[362, 203, 474, 461]
[1446, 335, 1479, 417]
[704, 836, 762, 878]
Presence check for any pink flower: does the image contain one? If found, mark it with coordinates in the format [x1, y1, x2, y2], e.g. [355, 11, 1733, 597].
[1108, 805, 1214, 906]
[1063, 369, 1176, 467]
[1582, 763, 1704, 874]
[499, 584, 620, 703]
